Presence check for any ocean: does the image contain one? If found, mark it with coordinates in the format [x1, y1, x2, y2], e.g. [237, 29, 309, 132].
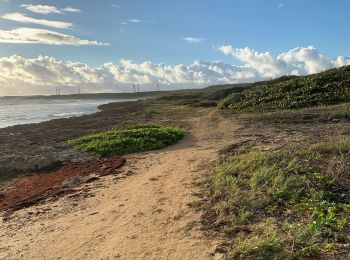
[0, 98, 133, 128]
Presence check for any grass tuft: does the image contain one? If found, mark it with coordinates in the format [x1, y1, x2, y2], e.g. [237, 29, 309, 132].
[67, 125, 185, 156]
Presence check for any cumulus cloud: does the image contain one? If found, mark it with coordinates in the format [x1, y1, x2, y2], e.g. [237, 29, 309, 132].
[21, 4, 62, 14]
[0, 55, 102, 87]
[0, 55, 256, 95]
[332, 56, 350, 67]
[183, 37, 206, 44]
[2, 13, 72, 29]
[0, 46, 349, 96]
[0, 27, 109, 46]
[218, 45, 341, 77]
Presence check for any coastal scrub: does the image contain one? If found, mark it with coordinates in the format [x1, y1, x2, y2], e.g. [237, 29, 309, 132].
[218, 65, 350, 112]
[67, 125, 185, 156]
[210, 138, 350, 259]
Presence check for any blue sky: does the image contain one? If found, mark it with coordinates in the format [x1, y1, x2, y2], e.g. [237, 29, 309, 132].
[0, 0, 350, 95]
[1, 0, 350, 65]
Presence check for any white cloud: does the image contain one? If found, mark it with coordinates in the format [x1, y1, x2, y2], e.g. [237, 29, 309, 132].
[21, 4, 62, 14]
[120, 19, 153, 29]
[0, 55, 99, 86]
[0, 55, 257, 95]
[277, 46, 333, 74]
[218, 45, 338, 77]
[332, 56, 350, 67]
[183, 37, 206, 44]
[0, 46, 349, 96]
[20, 4, 81, 14]
[61, 7, 81, 13]
[0, 27, 109, 46]
[2, 13, 72, 29]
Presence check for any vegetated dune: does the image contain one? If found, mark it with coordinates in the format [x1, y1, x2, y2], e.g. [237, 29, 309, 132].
[216, 65, 350, 111]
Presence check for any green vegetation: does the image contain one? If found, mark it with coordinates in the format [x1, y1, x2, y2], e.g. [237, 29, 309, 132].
[157, 92, 203, 101]
[217, 66, 350, 111]
[217, 92, 244, 109]
[240, 103, 350, 126]
[67, 125, 185, 156]
[210, 139, 350, 259]
[202, 84, 253, 101]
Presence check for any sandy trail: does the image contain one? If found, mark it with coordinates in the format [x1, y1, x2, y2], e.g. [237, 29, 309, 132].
[0, 108, 239, 260]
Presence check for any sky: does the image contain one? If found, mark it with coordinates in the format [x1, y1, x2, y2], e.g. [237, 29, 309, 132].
[0, 0, 350, 96]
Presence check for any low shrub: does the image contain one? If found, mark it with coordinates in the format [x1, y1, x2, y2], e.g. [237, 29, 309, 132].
[217, 93, 242, 109]
[67, 125, 185, 156]
[198, 101, 217, 107]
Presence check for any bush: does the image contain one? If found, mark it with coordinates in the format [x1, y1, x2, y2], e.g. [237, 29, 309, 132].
[217, 93, 242, 109]
[67, 125, 185, 156]
[198, 101, 217, 107]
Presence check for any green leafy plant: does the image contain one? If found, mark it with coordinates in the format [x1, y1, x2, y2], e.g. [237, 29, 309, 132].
[67, 125, 185, 156]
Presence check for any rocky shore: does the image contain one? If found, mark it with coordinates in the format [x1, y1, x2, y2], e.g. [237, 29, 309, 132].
[0, 100, 147, 181]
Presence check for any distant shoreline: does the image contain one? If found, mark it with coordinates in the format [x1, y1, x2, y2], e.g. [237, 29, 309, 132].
[0, 98, 140, 129]
[0, 91, 171, 100]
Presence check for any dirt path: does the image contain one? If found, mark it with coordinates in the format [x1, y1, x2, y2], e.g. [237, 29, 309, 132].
[0, 108, 239, 260]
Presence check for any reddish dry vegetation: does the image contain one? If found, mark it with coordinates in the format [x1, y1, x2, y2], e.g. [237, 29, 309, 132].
[0, 156, 126, 213]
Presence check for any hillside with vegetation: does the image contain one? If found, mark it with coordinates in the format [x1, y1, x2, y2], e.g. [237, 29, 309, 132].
[215, 66, 350, 111]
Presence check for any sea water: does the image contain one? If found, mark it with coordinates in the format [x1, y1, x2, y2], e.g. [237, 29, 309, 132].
[0, 98, 132, 128]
